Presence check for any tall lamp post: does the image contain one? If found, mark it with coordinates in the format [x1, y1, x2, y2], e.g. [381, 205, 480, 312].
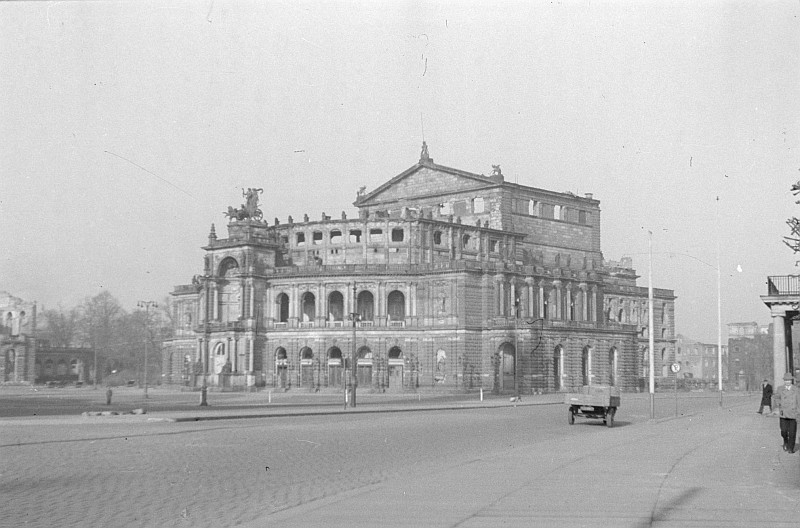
[137, 301, 157, 399]
[348, 283, 360, 408]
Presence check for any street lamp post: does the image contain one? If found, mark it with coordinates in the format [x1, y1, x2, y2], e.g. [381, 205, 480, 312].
[348, 283, 359, 408]
[137, 300, 158, 400]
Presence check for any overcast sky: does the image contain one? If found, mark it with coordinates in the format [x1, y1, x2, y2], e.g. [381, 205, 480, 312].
[2, 1, 798, 342]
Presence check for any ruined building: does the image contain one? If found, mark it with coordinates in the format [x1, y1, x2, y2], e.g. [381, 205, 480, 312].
[162, 144, 675, 393]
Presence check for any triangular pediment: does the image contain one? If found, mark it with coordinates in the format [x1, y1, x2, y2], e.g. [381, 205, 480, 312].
[357, 162, 499, 207]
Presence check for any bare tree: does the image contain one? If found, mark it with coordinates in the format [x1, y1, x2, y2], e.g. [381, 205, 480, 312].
[40, 306, 79, 347]
[785, 181, 800, 255]
[77, 291, 124, 380]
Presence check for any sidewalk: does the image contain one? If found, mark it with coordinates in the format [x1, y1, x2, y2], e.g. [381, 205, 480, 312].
[253, 402, 798, 528]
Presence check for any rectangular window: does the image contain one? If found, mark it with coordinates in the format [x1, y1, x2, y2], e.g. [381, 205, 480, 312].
[369, 229, 384, 243]
[489, 239, 499, 253]
[296, 233, 306, 246]
[529, 200, 539, 216]
[512, 198, 530, 214]
[391, 228, 404, 242]
[578, 210, 587, 224]
[312, 231, 323, 245]
[472, 197, 485, 213]
[439, 202, 453, 215]
[330, 230, 342, 243]
[540, 203, 554, 219]
[349, 230, 362, 243]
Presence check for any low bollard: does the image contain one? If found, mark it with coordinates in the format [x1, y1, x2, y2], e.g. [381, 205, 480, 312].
[106, 388, 113, 406]
[200, 385, 208, 407]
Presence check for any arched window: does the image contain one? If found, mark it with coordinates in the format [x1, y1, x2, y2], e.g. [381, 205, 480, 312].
[608, 347, 617, 386]
[300, 347, 314, 387]
[387, 290, 405, 322]
[356, 346, 373, 386]
[581, 346, 592, 386]
[328, 291, 344, 322]
[218, 257, 239, 277]
[327, 347, 343, 387]
[301, 292, 316, 322]
[275, 347, 288, 389]
[433, 231, 442, 245]
[276, 293, 289, 323]
[554, 345, 564, 391]
[462, 234, 471, 249]
[357, 290, 374, 322]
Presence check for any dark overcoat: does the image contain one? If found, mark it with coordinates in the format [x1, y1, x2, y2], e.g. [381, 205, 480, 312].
[761, 382, 773, 406]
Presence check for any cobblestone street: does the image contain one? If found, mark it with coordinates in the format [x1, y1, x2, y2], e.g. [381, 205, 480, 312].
[2, 391, 791, 527]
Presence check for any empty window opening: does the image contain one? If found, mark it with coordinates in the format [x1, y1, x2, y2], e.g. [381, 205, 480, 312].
[296, 233, 305, 246]
[391, 228, 404, 242]
[312, 231, 323, 245]
[433, 231, 442, 245]
[349, 229, 362, 243]
[330, 230, 342, 244]
[369, 229, 383, 243]
[489, 239, 499, 253]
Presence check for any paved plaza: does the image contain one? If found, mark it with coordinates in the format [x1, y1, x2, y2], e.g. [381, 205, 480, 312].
[0, 389, 797, 527]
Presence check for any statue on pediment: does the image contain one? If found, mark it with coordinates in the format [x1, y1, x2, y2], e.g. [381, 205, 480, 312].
[224, 187, 264, 221]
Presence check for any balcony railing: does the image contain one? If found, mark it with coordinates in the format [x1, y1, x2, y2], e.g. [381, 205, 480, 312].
[767, 275, 800, 295]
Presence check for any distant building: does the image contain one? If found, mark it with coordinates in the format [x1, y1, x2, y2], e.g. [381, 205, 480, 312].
[0, 291, 94, 385]
[34, 341, 94, 385]
[163, 145, 676, 393]
[727, 322, 773, 391]
[675, 334, 728, 388]
[0, 291, 37, 383]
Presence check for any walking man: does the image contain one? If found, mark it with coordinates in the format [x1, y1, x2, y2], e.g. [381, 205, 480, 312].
[776, 372, 800, 453]
[757, 378, 773, 414]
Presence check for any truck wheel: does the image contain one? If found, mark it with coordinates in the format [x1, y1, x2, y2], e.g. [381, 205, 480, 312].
[607, 409, 615, 428]
[568, 409, 575, 425]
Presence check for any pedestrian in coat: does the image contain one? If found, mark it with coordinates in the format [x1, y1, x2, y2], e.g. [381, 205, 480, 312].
[776, 372, 800, 453]
[757, 379, 773, 414]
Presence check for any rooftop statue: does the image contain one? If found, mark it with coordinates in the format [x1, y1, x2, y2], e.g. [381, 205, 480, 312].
[224, 187, 264, 221]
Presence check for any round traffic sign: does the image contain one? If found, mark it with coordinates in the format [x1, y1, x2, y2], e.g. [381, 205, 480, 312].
[670, 363, 681, 373]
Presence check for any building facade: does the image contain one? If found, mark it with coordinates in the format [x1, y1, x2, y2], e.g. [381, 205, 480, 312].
[163, 145, 675, 394]
[762, 275, 800, 384]
[675, 334, 728, 389]
[0, 292, 37, 383]
[727, 322, 772, 391]
[0, 291, 95, 385]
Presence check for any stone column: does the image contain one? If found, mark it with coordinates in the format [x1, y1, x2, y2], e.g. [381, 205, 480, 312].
[773, 312, 787, 385]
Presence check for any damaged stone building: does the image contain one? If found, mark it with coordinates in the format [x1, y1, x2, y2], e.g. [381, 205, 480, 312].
[162, 144, 675, 394]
